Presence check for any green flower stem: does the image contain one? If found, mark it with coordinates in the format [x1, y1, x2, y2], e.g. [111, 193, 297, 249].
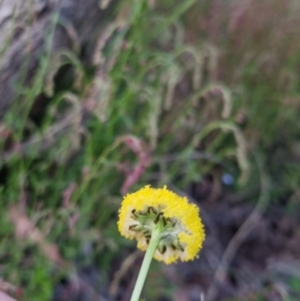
[130, 224, 161, 301]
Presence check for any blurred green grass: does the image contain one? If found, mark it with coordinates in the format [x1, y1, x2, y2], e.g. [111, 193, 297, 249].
[1, 0, 300, 300]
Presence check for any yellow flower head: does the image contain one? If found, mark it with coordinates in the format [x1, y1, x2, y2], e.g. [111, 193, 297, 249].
[118, 186, 205, 264]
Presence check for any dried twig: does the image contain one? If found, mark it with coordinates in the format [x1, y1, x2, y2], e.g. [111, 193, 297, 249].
[206, 153, 271, 301]
[109, 250, 141, 297]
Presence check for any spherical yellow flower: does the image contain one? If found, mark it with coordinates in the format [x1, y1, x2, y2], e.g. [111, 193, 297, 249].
[118, 185, 205, 264]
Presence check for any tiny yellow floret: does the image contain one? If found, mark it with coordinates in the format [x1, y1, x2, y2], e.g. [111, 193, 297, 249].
[118, 185, 205, 264]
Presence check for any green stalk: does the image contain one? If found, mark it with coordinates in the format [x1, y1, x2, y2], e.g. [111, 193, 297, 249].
[130, 225, 161, 301]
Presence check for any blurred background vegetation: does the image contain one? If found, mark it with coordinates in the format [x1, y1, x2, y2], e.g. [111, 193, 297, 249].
[1, 0, 300, 300]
